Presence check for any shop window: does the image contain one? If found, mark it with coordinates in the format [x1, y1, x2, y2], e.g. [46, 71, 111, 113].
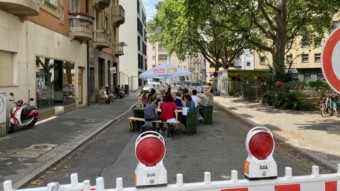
[36, 57, 75, 109]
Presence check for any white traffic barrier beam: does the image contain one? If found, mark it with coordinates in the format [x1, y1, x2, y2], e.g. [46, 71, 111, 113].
[134, 131, 167, 187]
[244, 126, 277, 179]
[3, 165, 340, 191]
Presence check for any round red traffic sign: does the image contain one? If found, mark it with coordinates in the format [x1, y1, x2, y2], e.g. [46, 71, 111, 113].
[321, 27, 340, 93]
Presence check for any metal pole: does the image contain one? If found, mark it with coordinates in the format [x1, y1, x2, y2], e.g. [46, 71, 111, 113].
[86, 0, 90, 106]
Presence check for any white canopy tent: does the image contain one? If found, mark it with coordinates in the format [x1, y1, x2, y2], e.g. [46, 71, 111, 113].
[139, 63, 191, 79]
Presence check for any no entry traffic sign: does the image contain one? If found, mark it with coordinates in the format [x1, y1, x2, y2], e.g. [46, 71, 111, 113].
[321, 27, 340, 93]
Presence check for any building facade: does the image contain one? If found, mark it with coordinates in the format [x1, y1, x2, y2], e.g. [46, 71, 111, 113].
[119, 0, 147, 90]
[0, 0, 125, 136]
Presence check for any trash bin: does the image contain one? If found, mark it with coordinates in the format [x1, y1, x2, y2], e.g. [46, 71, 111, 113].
[133, 108, 144, 131]
[124, 85, 129, 96]
[186, 111, 197, 135]
[203, 105, 213, 124]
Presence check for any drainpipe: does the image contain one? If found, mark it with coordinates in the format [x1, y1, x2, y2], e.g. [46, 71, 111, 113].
[86, 0, 90, 106]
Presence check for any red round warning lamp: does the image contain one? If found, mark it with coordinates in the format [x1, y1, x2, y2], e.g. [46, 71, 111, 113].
[135, 136, 165, 166]
[248, 131, 274, 159]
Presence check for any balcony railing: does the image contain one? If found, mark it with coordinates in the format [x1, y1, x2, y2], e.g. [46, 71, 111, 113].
[112, 5, 125, 26]
[93, 0, 110, 11]
[68, 13, 95, 42]
[0, 0, 40, 17]
[112, 42, 125, 56]
[94, 30, 111, 49]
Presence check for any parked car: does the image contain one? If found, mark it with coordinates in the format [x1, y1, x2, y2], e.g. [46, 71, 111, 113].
[189, 82, 203, 93]
[142, 84, 155, 92]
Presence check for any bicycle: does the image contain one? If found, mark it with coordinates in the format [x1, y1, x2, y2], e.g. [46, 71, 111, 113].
[320, 93, 340, 117]
[320, 96, 332, 117]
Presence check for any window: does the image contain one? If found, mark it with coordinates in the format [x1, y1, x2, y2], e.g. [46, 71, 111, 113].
[158, 54, 167, 61]
[314, 53, 321, 63]
[152, 56, 155, 60]
[314, 38, 322, 47]
[246, 62, 251, 67]
[301, 54, 309, 63]
[260, 56, 265, 65]
[286, 40, 293, 49]
[45, 0, 57, 7]
[137, 36, 140, 51]
[0, 50, 15, 86]
[301, 38, 309, 47]
[104, 16, 109, 31]
[333, 21, 340, 30]
[286, 54, 292, 64]
[70, 0, 79, 12]
[152, 45, 156, 51]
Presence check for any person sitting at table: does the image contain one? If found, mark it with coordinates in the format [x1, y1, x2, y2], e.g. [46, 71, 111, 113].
[172, 92, 183, 107]
[160, 92, 178, 124]
[199, 87, 214, 118]
[144, 95, 161, 130]
[180, 93, 197, 128]
[147, 88, 161, 107]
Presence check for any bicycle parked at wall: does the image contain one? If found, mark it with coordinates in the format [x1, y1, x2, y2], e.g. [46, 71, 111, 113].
[320, 92, 340, 117]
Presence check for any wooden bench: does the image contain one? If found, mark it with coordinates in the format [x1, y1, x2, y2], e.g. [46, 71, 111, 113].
[127, 117, 180, 139]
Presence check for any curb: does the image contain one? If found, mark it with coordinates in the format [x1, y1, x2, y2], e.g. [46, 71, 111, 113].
[15, 103, 137, 189]
[213, 101, 338, 172]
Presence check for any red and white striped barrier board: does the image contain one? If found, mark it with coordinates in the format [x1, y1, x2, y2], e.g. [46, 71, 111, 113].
[3, 165, 340, 191]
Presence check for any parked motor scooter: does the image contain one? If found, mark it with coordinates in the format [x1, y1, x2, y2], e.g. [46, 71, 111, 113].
[8, 92, 38, 133]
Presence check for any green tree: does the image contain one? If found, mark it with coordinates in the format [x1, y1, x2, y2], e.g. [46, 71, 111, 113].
[149, 0, 248, 71]
[222, 0, 340, 81]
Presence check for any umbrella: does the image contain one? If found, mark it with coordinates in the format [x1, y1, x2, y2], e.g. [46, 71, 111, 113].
[139, 63, 191, 79]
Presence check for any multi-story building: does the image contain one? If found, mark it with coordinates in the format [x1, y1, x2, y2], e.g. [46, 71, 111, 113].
[253, 19, 340, 81]
[146, 37, 207, 83]
[0, 0, 125, 136]
[119, 0, 147, 90]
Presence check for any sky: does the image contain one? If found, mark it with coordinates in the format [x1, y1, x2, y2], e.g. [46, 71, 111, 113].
[142, 0, 162, 21]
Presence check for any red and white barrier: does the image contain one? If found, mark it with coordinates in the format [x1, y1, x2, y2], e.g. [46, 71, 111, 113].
[3, 164, 340, 191]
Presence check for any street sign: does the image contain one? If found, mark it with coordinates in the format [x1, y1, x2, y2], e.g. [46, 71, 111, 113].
[321, 27, 340, 93]
[244, 126, 277, 179]
[134, 131, 167, 187]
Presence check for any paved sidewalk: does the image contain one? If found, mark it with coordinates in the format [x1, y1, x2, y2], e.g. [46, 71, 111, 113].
[214, 95, 340, 172]
[0, 95, 137, 190]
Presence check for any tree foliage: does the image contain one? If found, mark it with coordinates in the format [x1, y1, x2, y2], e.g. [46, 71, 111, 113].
[148, 0, 248, 71]
[220, 0, 339, 81]
[150, 0, 339, 79]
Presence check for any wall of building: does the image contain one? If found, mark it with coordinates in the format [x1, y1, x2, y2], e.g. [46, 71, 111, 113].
[119, 0, 147, 90]
[0, 9, 88, 110]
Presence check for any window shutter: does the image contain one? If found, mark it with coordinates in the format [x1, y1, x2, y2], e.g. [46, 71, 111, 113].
[0, 51, 13, 86]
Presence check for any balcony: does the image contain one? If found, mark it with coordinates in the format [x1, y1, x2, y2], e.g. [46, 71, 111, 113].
[112, 42, 125, 56]
[93, 0, 110, 11]
[0, 0, 40, 18]
[112, 5, 125, 26]
[94, 30, 111, 49]
[68, 12, 95, 42]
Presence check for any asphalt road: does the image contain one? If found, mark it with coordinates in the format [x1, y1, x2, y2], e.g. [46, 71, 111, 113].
[27, 107, 332, 188]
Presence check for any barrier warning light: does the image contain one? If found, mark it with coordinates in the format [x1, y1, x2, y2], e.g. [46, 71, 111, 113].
[244, 126, 277, 180]
[135, 131, 167, 187]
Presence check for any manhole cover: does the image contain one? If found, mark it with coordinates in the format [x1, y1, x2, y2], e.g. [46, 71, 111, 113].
[8, 144, 57, 158]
